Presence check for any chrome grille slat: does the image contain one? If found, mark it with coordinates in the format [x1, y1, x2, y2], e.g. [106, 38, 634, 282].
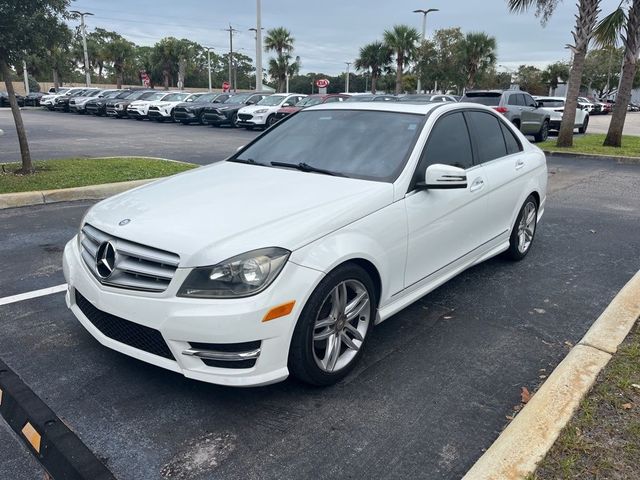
[80, 224, 179, 293]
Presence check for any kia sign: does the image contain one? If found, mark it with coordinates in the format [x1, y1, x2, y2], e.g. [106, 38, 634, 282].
[315, 79, 330, 88]
[222, 81, 230, 92]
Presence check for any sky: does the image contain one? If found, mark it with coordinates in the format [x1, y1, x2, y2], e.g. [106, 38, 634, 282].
[68, 0, 622, 76]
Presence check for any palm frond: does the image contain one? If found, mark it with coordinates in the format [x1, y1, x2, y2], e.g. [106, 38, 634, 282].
[593, 7, 627, 47]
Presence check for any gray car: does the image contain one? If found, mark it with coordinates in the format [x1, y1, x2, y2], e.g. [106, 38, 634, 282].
[461, 90, 550, 142]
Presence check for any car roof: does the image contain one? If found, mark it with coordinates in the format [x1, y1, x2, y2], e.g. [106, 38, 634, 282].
[305, 101, 442, 115]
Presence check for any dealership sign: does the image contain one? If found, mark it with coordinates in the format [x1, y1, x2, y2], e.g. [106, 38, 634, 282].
[315, 79, 330, 88]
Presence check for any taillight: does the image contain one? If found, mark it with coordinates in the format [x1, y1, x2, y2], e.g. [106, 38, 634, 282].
[493, 106, 508, 114]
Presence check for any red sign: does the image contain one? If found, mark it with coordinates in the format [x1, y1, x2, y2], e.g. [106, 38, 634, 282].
[315, 79, 330, 88]
[222, 81, 230, 92]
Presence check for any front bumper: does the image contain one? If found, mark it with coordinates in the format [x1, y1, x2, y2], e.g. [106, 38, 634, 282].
[62, 238, 322, 387]
[237, 113, 267, 127]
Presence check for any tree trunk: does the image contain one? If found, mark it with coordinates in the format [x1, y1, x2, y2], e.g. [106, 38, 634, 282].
[52, 68, 60, 89]
[163, 70, 169, 90]
[395, 56, 403, 94]
[371, 72, 378, 94]
[116, 68, 123, 89]
[603, 0, 640, 147]
[98, 63, 103, 82]
[1, 59, 33, 173]
[557, 0, 600, 147]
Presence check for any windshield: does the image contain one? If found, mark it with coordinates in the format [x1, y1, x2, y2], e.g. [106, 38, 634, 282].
[296, 96, 323, 107]
[126, 90, 149, 100]
[88, 90, 102, 97]
[400, 95, 434, 102]
[105, 91, 123, 99]
[234, 110, 424, 182]
[462, 93, 501, 106]
[225, 93, 251, 103]
[195, 93, 217, 102]
[257, 95, 287, 106]
[345, 96, 373, 102]
[146, 92, 168, 101]
[163, 93, 188, 102]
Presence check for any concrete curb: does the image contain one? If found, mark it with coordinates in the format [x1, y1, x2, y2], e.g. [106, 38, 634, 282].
[543, 150, 640, 165]
[463, 270, 640, 480]
[0, 179, 157, 210]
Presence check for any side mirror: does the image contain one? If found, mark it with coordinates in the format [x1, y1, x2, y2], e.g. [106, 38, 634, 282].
[283, 102, 292, 107]
[246, 100, 255, 105]
[418, 164, 467, 190]
[536, 101, 544, 108]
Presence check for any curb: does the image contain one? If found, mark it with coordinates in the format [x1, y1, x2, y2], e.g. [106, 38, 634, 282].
[0, 359, 116, 479]
[0, 178, 158, 210]
[543, 150, 640, 165]
[463, 270, 640, 480]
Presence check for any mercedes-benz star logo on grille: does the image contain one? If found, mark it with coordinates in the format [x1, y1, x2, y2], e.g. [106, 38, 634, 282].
[119, 218, 131, 226]
[96, 241, 117, 279]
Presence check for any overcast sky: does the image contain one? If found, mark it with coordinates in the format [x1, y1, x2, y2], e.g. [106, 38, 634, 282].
[69, 0, 621, 75]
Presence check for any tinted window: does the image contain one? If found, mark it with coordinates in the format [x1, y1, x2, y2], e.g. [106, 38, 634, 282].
[323, 96, 342, 103]
[417, 112, 473, 177]
[463, 93, 501, 106]
[523, 94, 536, 107]
[234, 110, 424, 182]
[466, 111, 508, 163]
[538, 99, 564, 108]
[500, 122, 522, 155]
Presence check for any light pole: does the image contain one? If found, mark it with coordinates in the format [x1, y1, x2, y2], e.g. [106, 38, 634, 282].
[345, 61, 351, 93]
[498, 64, 517, 88]
[22, 60, 30, 96]
[413, 8, 438, 93]
[70, 10, 94, 87]
[205, 47, 213, 92]
[256, 0, 263, 92]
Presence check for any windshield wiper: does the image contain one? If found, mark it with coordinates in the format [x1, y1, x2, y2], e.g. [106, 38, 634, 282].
[270, 161, 346, 177]
[228, 158, 263, 166]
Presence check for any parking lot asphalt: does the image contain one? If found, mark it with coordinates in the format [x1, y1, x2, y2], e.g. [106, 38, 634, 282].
[0, 155, 638, 479]
[0, 108, 259, 164]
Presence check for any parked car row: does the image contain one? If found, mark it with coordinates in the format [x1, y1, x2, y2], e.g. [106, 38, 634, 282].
[0, 91, 45, 107]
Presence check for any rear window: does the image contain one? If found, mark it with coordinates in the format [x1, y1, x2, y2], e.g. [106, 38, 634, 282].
[462, 93, 501, 106]
[538, 99, 564, 108]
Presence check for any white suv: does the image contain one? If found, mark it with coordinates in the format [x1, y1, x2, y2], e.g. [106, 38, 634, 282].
[147, 92, 197, 122]
[237, 93, 307, 129]
[127, 91, 180, 120]
[40, 87, 83, 110]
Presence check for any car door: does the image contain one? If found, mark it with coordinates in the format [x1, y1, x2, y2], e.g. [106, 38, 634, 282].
[403, 111, 490, 289]
[465, 110, 530, 242]
[520, 93, 544, 135]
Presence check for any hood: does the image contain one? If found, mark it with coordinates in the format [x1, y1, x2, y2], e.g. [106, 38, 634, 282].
[149, 100, 182, 107]
[239, 103, 282, 114]
[84, 161, 393, 267]
[129, 100, 154, 107]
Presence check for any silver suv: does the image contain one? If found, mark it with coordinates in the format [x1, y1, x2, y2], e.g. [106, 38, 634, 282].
[461, 90, 550, 142]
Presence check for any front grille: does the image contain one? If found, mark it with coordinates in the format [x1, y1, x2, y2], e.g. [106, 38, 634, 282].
[80, 223, 180, 292]
[189, 341, 260, 369]
[238, 113, 253, 121]
[75, 291, 174, 360]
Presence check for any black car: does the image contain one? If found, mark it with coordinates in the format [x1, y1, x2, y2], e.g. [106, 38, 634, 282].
[201, 92, 270, 127]
[0, 91, 25, 107]
[173, 93, 232, 124]
[106, 90, 155, 118]
[54, 88, 98, 112]
[86, 89, 131, 116]
[23, 92, 45, 106]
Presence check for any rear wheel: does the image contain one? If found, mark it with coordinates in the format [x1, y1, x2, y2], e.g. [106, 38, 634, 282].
[533, 120, 549, 142]
[578, 116, 589, 134]
[289, 263, 375, 386]
[505, 195, 538, 261]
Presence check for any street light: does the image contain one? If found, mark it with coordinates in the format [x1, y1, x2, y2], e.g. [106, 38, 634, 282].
[255, 0, 263, 92]
[345, 61, 352, 93]
[70, 10, 94, 87]
[205, 47, 214, 92]
[413, 8, 439, 93]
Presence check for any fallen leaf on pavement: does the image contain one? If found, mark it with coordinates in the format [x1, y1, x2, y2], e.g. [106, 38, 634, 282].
[564, 341, 574, 348]
[539, 375, 547, 379]
[631, 384, 640, 390]
[622, 403, 633, 410]
[521, 387, 533, 404]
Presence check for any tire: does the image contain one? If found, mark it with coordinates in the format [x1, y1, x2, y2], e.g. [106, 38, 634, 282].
[533, 120, 549, 142]
[230, 112, 238, 128]
[198, 112, 208, 125]
[505, 195, 538, 261]
[578, 116, 589, 134]
[288, 263, 376, 386]
[266, 114, 277, 127]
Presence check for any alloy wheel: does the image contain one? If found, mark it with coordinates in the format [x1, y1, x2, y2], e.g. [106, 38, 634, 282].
[517, 201, 537, 253]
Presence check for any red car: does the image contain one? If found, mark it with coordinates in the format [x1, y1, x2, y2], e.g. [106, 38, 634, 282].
[273, 93, 350, 122]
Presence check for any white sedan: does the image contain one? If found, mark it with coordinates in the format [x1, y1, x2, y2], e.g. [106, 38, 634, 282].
[237, 93, 306, 129]
[62, 102, 547, 387]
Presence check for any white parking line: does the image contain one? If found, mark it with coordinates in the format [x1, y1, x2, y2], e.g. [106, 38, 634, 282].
[0, 284, 67, 307]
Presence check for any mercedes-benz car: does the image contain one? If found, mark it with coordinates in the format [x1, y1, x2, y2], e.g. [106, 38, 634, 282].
[63, 101, 547, 388]
[237, 93, 307, 129]
[201, 92, 270, 127]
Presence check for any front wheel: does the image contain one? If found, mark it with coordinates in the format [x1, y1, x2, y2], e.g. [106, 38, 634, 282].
[266, 114, 278, 127]
[533, 120, 549, 142]
[505, 195, 538, 261]
[289, 264, 376, 386]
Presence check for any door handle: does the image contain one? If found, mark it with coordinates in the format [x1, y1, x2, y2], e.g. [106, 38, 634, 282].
[470, 177, 485, 193]
[515, 159, 525, 170]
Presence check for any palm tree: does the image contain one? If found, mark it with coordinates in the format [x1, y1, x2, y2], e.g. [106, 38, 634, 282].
[507, 0, 601, 147]
[354, 42, 392, 93]
[383, 25, 420, 94]
[264, 27, 295, 92]
[459, 32, 497, 89]
[593, 0, 640, 147]
[103, 35, 135, 89]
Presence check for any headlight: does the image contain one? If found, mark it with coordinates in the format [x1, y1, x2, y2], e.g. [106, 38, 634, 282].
[116, 103, 124, 110]
[177, 247, 290, 299]
[254, 109, 268, 114]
